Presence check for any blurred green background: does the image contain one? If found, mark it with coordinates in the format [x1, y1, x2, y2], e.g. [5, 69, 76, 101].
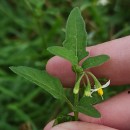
[0, 0, 130, 130]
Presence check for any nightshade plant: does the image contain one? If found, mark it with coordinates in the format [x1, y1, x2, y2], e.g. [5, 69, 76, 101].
[10, 7, 110, 125]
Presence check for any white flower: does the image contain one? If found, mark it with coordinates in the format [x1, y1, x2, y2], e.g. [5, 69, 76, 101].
[91, 80, 110, 99]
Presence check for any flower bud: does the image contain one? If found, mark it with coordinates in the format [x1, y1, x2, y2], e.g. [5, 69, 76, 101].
[73, 74, 84, 94]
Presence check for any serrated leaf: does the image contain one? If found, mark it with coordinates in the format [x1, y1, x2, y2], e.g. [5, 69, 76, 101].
[82, 55, 110, 69]
[53, 115, 75, 126]
[10, 66, 66, 100]
[47, 46, 78, 65]
[63, 7, 88, 61]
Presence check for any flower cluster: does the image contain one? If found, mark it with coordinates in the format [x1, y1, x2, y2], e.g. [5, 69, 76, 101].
[73, 71, 110, 100]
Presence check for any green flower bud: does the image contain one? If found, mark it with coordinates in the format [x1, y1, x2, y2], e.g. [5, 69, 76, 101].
[84, 74, 92, 97]
[73, 73, 84, 94]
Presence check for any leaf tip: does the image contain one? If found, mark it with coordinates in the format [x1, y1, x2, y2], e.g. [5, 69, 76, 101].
[9, 66, 14, 71]
[71, 7, 80, 14]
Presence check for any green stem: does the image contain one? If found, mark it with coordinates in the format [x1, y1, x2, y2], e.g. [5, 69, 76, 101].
[65, 97, 74, 111]
[74, 93, 79, 120]
[74, 73, 80, 121]
[87, 71, 100, 84]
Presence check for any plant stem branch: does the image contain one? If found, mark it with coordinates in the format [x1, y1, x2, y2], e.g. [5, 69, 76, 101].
[65, 97, 74, 111]
[74, 93, 79, 120]
[74, 73, 80, 120]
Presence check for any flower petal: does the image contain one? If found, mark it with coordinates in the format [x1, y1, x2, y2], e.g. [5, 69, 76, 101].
[102, 80, 110, 88]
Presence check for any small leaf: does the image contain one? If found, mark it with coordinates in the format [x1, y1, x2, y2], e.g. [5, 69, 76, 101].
[75, 105, 101, 118]
[79, 96, 102, 106]
[91, 93, 103, 104]
[76, 100, 101, 118]
[63, 7, 88, 61]
[76, 97, 101, 118]
[82, 55, 110, 69]
[53, 115, 75, 126]
[75, 96, 101, 118]
[10, 66, 66, 100]
[47, 46, 78, 65]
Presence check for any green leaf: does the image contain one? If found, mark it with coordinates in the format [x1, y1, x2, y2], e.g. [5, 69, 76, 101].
[10, 66, 66, 100]
[82, 55, 110, 69]
[75, 105, 101, 118]
[75, 96, 101, 118]
[79, 96, 102, 106]
[53, 115, 75, 126]
[63, 7, 88, 61]
[47, 46, 78, 65]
